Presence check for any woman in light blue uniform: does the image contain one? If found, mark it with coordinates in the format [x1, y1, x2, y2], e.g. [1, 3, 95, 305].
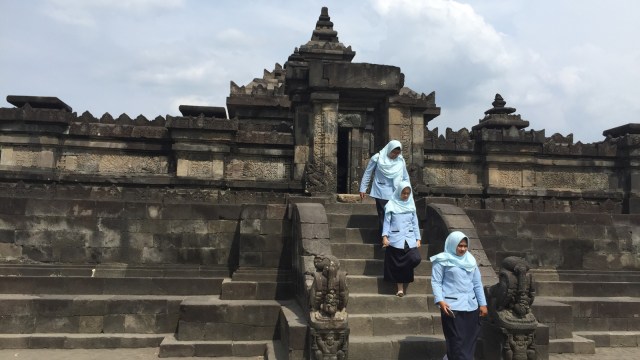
[431, 231, 488, 360]
[359, 140, 410, 235]
[381, 181, 422, 297]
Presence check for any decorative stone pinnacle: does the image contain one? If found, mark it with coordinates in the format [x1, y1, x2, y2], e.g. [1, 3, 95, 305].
[312, 6, 338, 42]
[485, 93, 516, 115]
[285, 7, 355, 66]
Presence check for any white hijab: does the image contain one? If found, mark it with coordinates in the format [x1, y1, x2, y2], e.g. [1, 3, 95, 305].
[384, 181, 416, 215]
[430, 231, 478, 272]
[376, 140, 404, 178]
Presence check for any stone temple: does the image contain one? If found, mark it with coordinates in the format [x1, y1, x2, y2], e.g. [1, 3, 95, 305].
[0, 6, 638, 360]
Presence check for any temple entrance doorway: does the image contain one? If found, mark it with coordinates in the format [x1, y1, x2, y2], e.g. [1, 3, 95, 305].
[337, 127, 350, 193]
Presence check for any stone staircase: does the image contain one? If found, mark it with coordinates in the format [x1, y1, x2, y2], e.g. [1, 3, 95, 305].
[157, 267, 300, 359]
[532, 269, 640, 354]
[0, 263, 229, 350]
[0, 261, 304, 359]
[325, 202, 447, 360]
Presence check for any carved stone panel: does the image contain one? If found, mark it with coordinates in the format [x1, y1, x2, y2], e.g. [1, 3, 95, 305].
[424, 164, 480, 186]
[491, 168, 522, 188]
[538, 170, 609, 190]
[57, 153, 168, 174]
[309, 103, 338, 193]
[226, 157, 290, 180]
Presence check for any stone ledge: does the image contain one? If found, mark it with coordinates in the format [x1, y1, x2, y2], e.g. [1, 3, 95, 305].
[158, 334, 269, 358]
[574, 331, 640, 347]
[548, 335, 595, 354]
[0, 333, 167, 349]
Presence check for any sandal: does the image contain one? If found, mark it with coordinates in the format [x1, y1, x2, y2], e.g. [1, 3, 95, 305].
[396, 291, 404, 297]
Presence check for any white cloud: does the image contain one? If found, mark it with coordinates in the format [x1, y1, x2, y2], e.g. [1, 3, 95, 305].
[2, 0, 639, 143]
[42, 0, 185, 26]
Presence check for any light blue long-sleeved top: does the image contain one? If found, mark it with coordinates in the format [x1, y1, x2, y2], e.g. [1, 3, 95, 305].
[359, 154, 409, 200]
[431, 262, 487, 311]
[382, 211, 421, 249]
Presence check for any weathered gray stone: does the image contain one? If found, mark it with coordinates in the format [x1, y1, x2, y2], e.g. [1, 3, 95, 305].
[294, 203, 328, 224]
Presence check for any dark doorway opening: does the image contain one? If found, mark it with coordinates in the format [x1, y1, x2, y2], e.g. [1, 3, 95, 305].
[337, 127, 350, 193]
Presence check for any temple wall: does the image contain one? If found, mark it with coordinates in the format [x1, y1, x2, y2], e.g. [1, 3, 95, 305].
[465, 209, 640, 271]
[421, 127, 631, 213]
[0, 103, 297, 266]
[0, 105, 300, 195]
[0, 196, 242, 266]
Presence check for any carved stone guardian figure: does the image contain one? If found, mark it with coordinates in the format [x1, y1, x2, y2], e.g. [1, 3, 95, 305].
[483, 256, 538, 360]
[309, 255, 349, 359]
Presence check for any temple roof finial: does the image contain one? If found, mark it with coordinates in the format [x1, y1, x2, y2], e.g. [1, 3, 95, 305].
[311, 6, 338, 43]
[472, 93, 529, 131]
[287, 7, 356, 63]
[484, 94, 516, 115]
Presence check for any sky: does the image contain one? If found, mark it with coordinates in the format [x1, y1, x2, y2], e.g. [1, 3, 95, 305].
[1, 0, 639, 144]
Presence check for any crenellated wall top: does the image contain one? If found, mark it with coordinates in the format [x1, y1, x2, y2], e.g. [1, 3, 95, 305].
[425, 126, 620, 157]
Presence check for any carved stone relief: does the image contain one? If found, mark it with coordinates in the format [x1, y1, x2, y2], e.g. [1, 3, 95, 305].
[494, 169, 522, 188]
[309, 107, 337, 192]
[13, 149, 41, 167]
[226, 158, 289, 180]
[97, 155, 167, 174]
[538, 171, 609, 190]
[423, 165, 479, 186]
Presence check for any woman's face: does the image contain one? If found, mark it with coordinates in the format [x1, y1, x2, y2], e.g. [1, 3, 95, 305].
[456, 239, 468, 256]
[400, 187, 411, 201]
[388, 147, 401, 160]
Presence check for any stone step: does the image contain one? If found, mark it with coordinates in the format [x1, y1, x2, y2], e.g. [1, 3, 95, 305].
[265, 339, 288, 360]
[348, 313, 443, 337]
[548, 335, 595, 354]
[159, 333, 269, 358]
[347, 293, 436, 314]
[535, 280, 640, 297]
[348, 334, 447, 360]
[177, 297, 282, 341]
[0, 294, 185, 334]
[231, 268, 292, 282]
[327, 213, 378, 229]
[331, 243, 429, 260]
[573, 330, 640, 347]
[324, 203, 378, 215]
[329, 227, 380, 244]
[535, 296, 640, 335]
[276, 302, 306, 360]
[332, 243, 385, 260]
[346, 275, 432, 294]
[0, 333, 166, 349]
[340, 258, 431, 276]
[531, 297, 575, 339]
[0, 276, 224, 295]
[220, 278, 293, 300]
[0, 263, 230, 278]
[531, 269, 640, 282]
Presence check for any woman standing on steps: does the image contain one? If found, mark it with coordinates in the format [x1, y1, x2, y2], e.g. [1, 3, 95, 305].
[381, 181, 422, 297]
[359, 140, 410, 236]
[431, 231, 488, 360]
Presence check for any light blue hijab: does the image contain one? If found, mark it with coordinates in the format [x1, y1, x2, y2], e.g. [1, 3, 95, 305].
[429, 231, 477, 272]
[384, 181, 416, 215]
[376, 140, 404, 178]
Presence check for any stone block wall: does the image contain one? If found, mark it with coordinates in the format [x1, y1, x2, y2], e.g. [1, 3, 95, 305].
[238, 204, 291, 268]
[466, 209, 640, 271]
[0, 101, 301, 196]
[420, 127, 637, 213]
[0, 196, 243, 266]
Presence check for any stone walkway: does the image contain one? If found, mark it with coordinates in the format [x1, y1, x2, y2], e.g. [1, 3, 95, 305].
[549, 346, 640, 359]
[0, 347, 639, 359]
[0, 348, 262, 360]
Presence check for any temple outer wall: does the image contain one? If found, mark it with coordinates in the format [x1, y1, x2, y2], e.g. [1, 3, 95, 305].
[420, 126, 639, 214]
[465, 208, 640, 271]
[0, 195, 243, 266]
